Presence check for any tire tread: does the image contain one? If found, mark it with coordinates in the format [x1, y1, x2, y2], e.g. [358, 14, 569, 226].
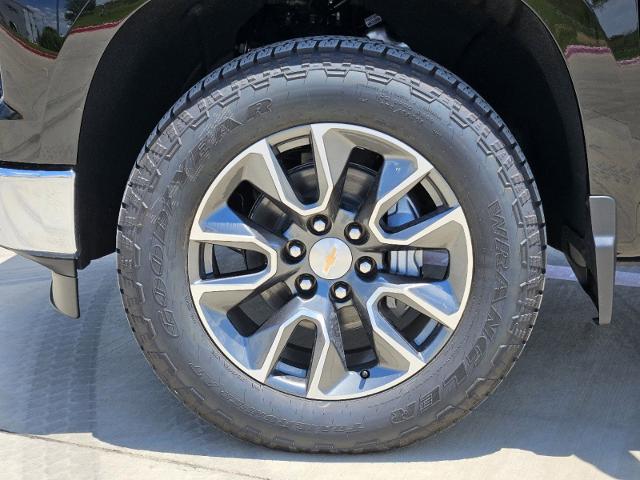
[117, 36, 547, 453]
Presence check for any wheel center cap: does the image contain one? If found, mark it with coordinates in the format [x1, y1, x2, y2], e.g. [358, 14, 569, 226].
[309, 238, 352, 280]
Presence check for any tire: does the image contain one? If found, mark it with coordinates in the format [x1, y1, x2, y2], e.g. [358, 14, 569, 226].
[117, 36, 546, 453]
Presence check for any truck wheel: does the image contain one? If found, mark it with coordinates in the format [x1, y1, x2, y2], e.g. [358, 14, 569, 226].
[117, 36, 546, 452]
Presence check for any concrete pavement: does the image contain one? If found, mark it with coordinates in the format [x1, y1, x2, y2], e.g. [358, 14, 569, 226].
[0, 248, 638, 479]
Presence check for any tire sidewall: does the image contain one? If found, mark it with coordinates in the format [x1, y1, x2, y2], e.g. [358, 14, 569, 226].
[120, 50, 539, 448]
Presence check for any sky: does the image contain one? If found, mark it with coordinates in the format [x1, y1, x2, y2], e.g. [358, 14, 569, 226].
[590, 0, 639, 37]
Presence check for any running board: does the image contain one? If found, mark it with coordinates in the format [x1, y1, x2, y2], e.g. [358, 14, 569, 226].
[588, 196, 617, 325]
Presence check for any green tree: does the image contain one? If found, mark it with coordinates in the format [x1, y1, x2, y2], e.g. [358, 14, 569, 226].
[38, 26, 64, 52]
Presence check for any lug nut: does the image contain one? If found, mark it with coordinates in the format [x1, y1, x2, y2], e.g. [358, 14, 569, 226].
[356, 257, 376, 276]
[345, 222, 366, 243]
[285, 240, 305, 262]
[296, 274, 317, 297]
[331, 282, 351, 302]
[310, 215, 330, 235]
[299, 278, 313, 291]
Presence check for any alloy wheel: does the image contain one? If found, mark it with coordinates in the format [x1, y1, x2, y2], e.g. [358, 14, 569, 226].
[188, 123, 473, 400]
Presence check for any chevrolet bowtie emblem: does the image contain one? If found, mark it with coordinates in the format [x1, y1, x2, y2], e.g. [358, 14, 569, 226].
[309, 238, 352, 280]
[323, 246, 338, 275]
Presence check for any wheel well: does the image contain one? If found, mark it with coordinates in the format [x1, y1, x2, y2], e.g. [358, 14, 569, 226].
[76, 0, 587, 267]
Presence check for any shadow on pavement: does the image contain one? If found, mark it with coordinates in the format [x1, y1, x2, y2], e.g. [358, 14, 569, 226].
[0, 253, 638, 478]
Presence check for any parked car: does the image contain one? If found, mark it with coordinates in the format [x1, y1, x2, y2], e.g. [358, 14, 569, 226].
[1, 0, 638, 452]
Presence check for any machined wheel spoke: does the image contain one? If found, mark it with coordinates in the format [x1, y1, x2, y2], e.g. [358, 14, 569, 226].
[369, 310, 426, 372]
[192, 206, 289, 307]
[191, 260, 299, 315]
[351, 288, 426, 372]
[246, 295, 349, 393]
[244, 296, 310, 382]
[192, 138, 309, 229]
[239, 139, 310, 216]
[190, 204, 283, 313]
[306, 297, 349, 397]
[309, 124, 352, 211]
[191, 273, 270, 313]
[359, 155, 433, 226]
[379, 206, 467, 250]
[382, 280, 463, 331]
[354, 273, 462, 332]
[368, 206, 468, 253]
[192, 204, 285, 252]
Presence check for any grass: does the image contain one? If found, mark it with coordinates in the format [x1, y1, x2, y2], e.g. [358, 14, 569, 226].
[71, 0, 147, 29]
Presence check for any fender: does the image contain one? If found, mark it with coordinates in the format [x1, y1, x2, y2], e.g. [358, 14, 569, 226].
[525, 0, 640, 255]
[0, 0, 147, 164]
[525, 0, 639, 323]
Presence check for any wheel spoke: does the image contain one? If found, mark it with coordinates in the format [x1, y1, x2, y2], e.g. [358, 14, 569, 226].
[306, 298, 349, 397]
[366, 205, 472, 315]
[309, 124, 352, 211]
[382, 279, 463, 331]
[247, 295, 350, 393]
[351, 283, 426, 372]
[369, 309, 426, 371]
[191, 273, 269, 312]
[354, 272, 463, 333]
[379, 206, 468, 250]
[359, 155, 433, 227]
[190, 203, 282, 312]
[239, 139, 310, 215]
[192, 204, 284, 252]
[245, 296, 310, 382]
[193, 138, 312, 224]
